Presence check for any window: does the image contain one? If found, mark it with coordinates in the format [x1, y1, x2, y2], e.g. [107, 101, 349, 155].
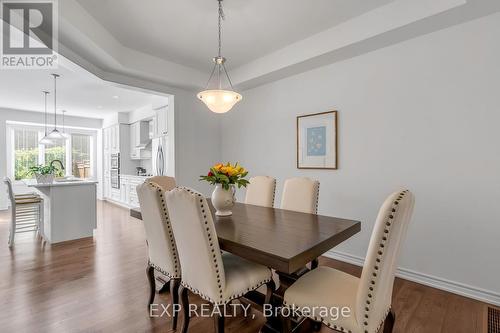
[13, 129, 39, 180]
[44, 139, 66, 177]
[8, 125, 96, 181]
[71, 134, 91, 178]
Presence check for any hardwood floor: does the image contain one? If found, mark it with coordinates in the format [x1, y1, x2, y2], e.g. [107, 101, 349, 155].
[0, 200, 488, 333]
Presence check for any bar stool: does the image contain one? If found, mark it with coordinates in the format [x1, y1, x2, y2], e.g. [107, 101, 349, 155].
[3, 177, 44, 247]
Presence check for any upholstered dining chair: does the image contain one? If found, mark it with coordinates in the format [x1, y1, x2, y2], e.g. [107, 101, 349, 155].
[136, 181, 181, 329]
[3, 177, 44, 247]
[165, 187, 275, 333]
[280, 177, 320, 214]
[282, 190, 415, 333]
[245, 176, 276, 208]
[280, 177, 320, 269]
[146, 175, 176, 192]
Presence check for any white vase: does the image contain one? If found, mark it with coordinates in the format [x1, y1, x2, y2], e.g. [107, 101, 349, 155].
[211, 184, 235, 216]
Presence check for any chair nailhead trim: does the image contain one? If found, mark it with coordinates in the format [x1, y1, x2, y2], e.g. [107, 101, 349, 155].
[315, 182, 320, 214]
[143, 182, 180, 279]
[272, 179, 276, 207]
[172, 186, 272, 306]
[362, 190, 409, 332]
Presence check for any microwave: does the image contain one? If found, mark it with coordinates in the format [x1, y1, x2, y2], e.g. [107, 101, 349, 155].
[111, 153, 120, 169]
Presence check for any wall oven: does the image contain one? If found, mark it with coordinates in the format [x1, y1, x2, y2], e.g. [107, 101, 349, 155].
[110, 169, 120, 189]
[110, 153, 120, 189]
[111, 153, 120, 169]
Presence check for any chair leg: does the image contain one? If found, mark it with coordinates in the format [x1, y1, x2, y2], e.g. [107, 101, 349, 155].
[38, 201, 44, 239]
[383, 310, 395, 333]
[264, 280, 275, 306]
[179, 285, 190, 333]
[311, 320, 322, 331]
[213, 305, 225, 333]
[146, 265, 156, 307]
[170, 278, 180, 330]
[311, 258, 319, 270]
[8, 207, 16, 247]
[280, 310, 292, 333]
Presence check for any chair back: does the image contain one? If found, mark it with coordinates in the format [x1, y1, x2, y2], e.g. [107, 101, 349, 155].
[3, 177, 15, 209]
[245, 176, 276, 208]
[355, 190, 415, 333]
[146, 176, 176, 192]
[136, 181, 180, 278]
[280, 177, 320, 214]
[166, 187, 226, 304]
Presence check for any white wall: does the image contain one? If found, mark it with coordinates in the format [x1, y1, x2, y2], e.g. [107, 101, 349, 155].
[220, 13, 500, 303]
[173, 89, 221, 195]
[0, 108, 102, 209]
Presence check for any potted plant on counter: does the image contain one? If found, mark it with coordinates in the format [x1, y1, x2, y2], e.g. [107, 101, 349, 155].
[29, 164, 56, 184]
[200, 162, 249, 216]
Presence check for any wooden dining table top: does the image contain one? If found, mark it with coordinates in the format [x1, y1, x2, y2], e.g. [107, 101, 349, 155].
[130, 201, 361, 274]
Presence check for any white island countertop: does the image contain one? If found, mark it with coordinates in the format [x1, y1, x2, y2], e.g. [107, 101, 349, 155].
[24, 178, 98, 188]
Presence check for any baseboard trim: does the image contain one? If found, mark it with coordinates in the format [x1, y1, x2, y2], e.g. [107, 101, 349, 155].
[325, 250, 500, 306]
[102, 198, 133, 209]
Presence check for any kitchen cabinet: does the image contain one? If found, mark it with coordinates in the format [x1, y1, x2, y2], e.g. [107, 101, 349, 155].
[154, 107, 168, 138]
[110, 124, 119, 153]
[104, 125, 120, 154]
[103, 176, 110, 198]
[104, 175, 145, 208]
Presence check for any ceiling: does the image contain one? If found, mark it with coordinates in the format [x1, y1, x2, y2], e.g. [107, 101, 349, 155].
[0, 58, 168, 119]
[60, 0, 500, 91]
[75, 0, 395, 70]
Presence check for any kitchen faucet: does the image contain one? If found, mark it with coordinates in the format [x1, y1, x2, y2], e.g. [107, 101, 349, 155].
[50, 159, 65, 171]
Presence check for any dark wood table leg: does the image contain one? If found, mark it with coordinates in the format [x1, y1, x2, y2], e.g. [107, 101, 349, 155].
[261, 271, 299, 333]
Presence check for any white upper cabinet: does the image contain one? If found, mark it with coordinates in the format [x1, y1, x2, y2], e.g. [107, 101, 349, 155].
[154, 107, 168, 137]
[109, 124, 119, 153]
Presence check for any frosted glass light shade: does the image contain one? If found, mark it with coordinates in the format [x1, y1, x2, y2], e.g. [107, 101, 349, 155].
[39, 135, 53, 145]
[197, 89, 242, 114]
[47, 128, 67, 140]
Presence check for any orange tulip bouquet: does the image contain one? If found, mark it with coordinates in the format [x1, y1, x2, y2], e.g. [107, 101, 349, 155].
[199, 162, 249, 190]
[199, 162, 249, 216]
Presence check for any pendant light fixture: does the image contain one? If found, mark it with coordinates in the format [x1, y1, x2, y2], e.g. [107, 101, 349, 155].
[197, 0, 242, 113]
[39, 91, 53, 145]
[47, 73, 67, 140]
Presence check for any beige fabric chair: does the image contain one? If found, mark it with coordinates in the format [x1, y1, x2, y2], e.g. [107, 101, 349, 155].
[136, 181, 181, 329]
[280, 177, 320, 270]
[283, 190, 415, 333]
[146, 176, 176, 192]
[165, 187, 275, 333]
[3, 177, 43, 247]
[280, 177, 320, 214]
[245, 176, 276, 207]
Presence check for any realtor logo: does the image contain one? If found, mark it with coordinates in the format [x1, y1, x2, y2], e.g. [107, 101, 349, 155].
[1, 0, 58, 69]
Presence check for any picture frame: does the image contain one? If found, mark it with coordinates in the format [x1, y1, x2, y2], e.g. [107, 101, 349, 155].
[296, 110, 338, 169]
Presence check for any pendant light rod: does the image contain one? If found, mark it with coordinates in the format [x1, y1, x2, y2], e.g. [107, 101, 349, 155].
[197, 0, 242, 113]
[52, 73, 60, 129]
[43, 91, 50, 134]
[218, 0, 224, 58]
[203, 0, 235, 90]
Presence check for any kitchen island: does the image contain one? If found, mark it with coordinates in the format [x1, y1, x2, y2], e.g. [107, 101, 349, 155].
[24, 179, 98, 244]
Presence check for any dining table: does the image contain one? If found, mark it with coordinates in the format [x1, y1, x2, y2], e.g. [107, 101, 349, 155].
[130, 200, 361, 332]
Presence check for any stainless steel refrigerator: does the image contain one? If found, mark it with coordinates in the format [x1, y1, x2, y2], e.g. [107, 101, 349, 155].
[151, 136, 169, 176]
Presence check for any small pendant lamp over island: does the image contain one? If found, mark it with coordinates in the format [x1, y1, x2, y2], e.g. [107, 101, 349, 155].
[39, 90, 53, 145]
[46, 73, 67, 141]
[197, 0, 242, 114]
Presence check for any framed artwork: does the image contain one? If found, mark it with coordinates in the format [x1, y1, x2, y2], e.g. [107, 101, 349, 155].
[297, 111, 337, 169]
